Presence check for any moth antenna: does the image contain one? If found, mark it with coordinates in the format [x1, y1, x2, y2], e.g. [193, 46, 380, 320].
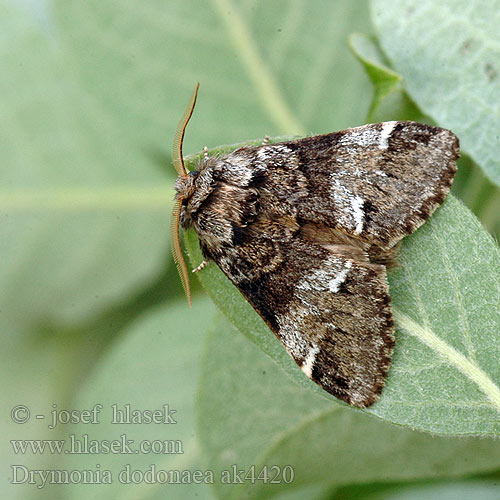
[172, 83, 200, 177]
[170, 198, 192, 307]
[170, 83, 200, 306]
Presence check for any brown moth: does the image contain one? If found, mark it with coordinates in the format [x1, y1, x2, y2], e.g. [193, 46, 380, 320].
[171, 84, 459, 407]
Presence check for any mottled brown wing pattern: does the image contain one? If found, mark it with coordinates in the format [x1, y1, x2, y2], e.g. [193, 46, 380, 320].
[219, 235, 394, 408]
[284, 122, 459, 249]
[176, 120, 459, 407]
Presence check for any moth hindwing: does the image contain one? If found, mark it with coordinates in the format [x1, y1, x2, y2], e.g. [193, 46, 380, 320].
[173, 104, 459, 407]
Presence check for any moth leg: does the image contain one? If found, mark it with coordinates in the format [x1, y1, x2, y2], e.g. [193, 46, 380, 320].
[192, 260, 207, 273]
[203, 146, 209, 164]
[262, 135, 270, 146]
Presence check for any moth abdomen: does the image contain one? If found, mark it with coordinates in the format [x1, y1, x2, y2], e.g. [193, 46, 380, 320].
[368, 242, 400, 269]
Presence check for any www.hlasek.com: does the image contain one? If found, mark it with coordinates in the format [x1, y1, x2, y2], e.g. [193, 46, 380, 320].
[11, 434, 184, 455]
[10, 464, 295, 488]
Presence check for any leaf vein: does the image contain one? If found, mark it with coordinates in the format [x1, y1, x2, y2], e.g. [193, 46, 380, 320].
[210, 0, 306, 135]
[393, 308, 500, 414]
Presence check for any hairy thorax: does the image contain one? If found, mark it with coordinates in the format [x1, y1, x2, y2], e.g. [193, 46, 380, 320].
[175, 157, 261, 254]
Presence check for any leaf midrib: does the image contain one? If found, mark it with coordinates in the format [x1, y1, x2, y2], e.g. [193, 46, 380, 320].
[393, 308, 500, 413]
[210, 0, 306, 136]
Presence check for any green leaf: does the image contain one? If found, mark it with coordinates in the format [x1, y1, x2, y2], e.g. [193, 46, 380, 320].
[0, 0, 173, 328]
[1, 298, 217, 499]
[348, 32, 424, 122]
[0, 319, 76, 500]
[1, 0, 378, 330]
[272, 484, 335, 500]
[334, 480, 500, 500]
[52, 0, 374, 150]
[371, 0, 500, 186]
[197, 314, 500, 500]
[185, 153, 500, 435]
[349, 32, 500, 241]
[376, 196, 500, 435]
[57, 298, 217, 499]
[450, 156, 500, 241]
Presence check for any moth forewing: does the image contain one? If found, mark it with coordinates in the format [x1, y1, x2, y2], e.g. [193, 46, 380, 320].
[172, 86, 460, 407]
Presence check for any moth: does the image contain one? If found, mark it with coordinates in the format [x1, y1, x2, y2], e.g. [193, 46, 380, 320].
[171, 84, 459, 407]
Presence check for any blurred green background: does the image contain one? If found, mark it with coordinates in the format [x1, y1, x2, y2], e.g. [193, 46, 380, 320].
[2, 0, 499, 499]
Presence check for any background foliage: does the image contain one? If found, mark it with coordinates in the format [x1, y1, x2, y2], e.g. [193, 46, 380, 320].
[1, 0, 499, 499]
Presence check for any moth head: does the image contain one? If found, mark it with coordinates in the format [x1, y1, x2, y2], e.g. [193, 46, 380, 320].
[174, 170, 198, 210]
[170, 83, 200, 307]
[175, 164, 218, 228]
